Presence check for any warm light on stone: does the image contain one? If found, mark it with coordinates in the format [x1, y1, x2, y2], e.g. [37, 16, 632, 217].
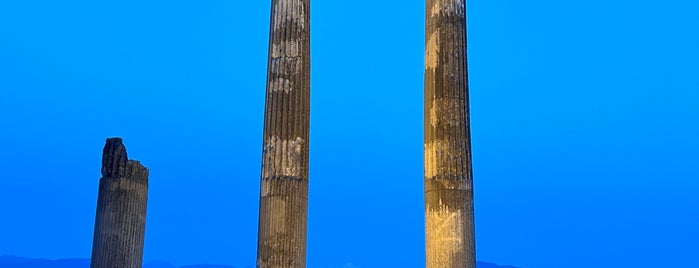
[424, 0, 475, 267]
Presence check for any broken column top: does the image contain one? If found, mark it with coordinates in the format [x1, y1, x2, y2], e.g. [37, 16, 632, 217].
[101, 137, 149, 182]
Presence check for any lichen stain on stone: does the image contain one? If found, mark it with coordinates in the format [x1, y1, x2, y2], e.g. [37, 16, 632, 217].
[272, 0, 307, 32]
[425, 200, 465, 267]
[429, 98, 465, 128]
[425, 140, 446, 178]
[271, 40, 302, 59]
[425, 32, 440, 70]
[425, 140, 466, 178]
[271, 77, 293, 93]
[262, 136, 305, 178]
[431, 0, 466, 18]
[429, 0, 441, 18]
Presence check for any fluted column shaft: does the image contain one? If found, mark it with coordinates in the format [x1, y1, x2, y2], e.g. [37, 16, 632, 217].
[90, 138, 149, 268]
[424, 0, 475, 267]
[256, 0, 310, 267]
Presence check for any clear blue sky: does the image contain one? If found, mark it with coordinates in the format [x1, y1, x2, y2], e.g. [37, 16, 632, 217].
[0, 1, 697, 267]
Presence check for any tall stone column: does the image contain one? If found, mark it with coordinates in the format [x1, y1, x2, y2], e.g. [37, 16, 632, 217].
[424, 0, 475, 267]
[256, 0, 310, 267]
[90, 138, 149, 268]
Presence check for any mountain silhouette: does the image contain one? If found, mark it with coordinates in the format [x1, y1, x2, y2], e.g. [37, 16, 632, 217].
[0, 255, 520, 268]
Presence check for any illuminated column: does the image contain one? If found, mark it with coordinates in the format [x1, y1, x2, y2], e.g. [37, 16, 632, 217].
[424, 0, 475, 267]
[90, 138, 149, 268]
[256, 0, 310, 267]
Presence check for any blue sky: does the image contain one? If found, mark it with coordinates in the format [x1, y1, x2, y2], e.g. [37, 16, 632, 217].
[0, 0, 698, 267]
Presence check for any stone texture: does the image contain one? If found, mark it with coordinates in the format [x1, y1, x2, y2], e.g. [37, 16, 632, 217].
[424, 0, 476, 267]
[90, 138, 149, 268]
[256, 0, 310, 267]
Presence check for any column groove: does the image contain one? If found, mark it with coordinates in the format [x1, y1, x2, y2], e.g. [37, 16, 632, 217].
[257, 0, 310, 267]
[90, 138, 149, 268]
[424, 0, 475, 267]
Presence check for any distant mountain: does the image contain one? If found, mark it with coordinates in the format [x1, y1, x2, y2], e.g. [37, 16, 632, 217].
[0, 256, 89, 268]
[477, 262, 519, 268]
[0, 255, 519, 268]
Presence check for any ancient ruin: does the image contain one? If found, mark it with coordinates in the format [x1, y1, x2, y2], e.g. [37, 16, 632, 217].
[424, 0, 476, 267]
[256, 0, 311, 267]
[90, 138, 149, 268]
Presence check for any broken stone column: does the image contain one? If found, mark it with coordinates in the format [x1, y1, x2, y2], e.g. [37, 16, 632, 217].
[256, 0, 310, 267]
[424, 0, 476, 267]
[90, 138, 149, 268]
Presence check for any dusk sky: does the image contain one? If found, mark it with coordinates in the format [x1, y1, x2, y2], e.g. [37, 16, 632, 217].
[1, 1, 698, 268]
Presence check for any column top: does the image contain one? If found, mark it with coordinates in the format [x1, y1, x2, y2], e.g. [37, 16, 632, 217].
[101, 137, 149, 181]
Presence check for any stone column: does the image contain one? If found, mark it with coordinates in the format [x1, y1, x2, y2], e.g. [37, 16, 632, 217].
[424, 0, 475, 267]
[90, 138, 149, 268]
[256, 0, 310, 267]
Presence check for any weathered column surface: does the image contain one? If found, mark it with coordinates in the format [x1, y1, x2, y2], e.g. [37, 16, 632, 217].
[90, 138, 149, 268]
[256, 0, 310, 267]
[424, 0, 475, 267]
